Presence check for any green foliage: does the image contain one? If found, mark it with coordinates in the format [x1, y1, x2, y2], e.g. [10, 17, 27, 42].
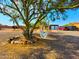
[63, 24, 70, 26]
[0, 0, 79, 40]
[0, 0, 79, 29]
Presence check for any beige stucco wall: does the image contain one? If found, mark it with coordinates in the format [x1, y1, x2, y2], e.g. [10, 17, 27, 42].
[70, 23, 79, 28]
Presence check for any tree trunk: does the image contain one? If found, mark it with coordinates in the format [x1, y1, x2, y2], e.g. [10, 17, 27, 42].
[23, 30, 35, 43]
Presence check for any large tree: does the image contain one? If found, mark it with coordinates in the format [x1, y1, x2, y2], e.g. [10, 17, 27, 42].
[0, 0, 79, 43]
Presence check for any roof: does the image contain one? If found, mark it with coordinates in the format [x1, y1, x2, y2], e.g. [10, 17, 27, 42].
[70, 22, 79, 24]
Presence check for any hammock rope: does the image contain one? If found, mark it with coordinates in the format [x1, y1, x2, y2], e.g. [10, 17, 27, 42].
[40, 25, 49, 39]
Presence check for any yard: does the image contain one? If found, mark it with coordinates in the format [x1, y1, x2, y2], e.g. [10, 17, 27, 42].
[0, 29, 79, 59]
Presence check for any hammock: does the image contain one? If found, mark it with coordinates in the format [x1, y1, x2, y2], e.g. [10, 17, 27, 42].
[40, 26, 49, 39]
[40, 30, 48, 39]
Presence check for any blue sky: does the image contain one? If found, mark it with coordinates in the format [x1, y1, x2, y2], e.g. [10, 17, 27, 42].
[0, 14, 13, 26]
[0, 0, 79, 26]
[50, 9, 79, 25]
[0, 9, 79, 26]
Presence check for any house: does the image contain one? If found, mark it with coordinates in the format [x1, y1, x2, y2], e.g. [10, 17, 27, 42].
[69, 22, 79, 29]
[63, 22, 79, 31]
[49, 25, 59, 30]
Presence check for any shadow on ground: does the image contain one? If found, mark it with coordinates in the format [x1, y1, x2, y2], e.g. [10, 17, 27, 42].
[40, 32, 79, 59]
[0, 32, 79, 59]
[16, 32, 79, 59]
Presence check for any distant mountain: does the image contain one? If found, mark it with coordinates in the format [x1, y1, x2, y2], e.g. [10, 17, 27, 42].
[0, 25, 13, 28]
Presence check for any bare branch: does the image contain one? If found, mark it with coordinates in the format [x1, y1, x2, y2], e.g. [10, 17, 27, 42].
[10, 0, 28, 26]
[0, 3, 17, 10]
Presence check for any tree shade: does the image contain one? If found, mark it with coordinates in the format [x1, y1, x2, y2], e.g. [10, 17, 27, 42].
[0, 0, 79, 42]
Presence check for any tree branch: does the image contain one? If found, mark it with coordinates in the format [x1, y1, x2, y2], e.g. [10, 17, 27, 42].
[30, 13, 47, 33]
[11, 0, 28, 26]
[57, 4, 79, 9]
[0, 3, 17, 10]
[0, 8, 24, 30]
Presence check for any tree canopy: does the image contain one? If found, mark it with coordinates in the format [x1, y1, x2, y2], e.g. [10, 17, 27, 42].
[0, 0, 79, 42]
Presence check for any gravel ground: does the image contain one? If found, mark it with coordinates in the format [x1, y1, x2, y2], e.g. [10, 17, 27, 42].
[0, 29, 22, 42]
[0, 30, 79, 59]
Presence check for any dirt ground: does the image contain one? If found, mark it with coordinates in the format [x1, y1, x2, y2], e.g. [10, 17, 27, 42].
[0, 29, 79, 59]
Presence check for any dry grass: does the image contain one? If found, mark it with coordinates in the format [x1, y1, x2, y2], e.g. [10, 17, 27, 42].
[0, 40, 57, 59]
[0, 29, 23, 32]
[0, 29, 79, 59]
